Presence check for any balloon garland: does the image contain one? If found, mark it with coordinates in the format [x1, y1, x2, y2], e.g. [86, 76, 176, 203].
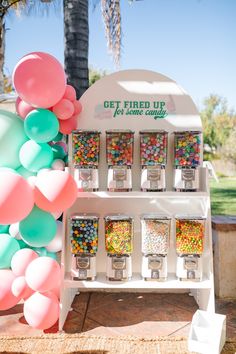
[0, 52, 82, 330]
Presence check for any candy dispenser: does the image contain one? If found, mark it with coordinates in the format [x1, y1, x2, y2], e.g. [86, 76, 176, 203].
[72, 130, 101, 191]
[140, 130, 168, 191]
[106, 130, 134, 191]
[175, 216, 205, 281]
[104, 215, 133, 281]
[173, 131, 202, 191]
[141, 215, 171, 280]
[70, 214, 99, 280]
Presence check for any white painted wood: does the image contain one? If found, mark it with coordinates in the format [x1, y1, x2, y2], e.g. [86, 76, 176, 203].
[59, 70, 215, 330]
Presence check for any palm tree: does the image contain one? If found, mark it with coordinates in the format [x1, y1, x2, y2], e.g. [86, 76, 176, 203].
[1, 0, 139, 97]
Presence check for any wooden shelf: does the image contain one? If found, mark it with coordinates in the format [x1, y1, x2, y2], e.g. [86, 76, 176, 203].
[77, 191, 209, 199]
[64, 272, 212, 291]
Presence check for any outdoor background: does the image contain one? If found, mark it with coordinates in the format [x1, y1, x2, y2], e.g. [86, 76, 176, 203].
[1, 0, 236, 215]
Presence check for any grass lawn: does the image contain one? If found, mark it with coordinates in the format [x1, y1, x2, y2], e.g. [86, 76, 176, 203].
[210, 178, 236, 215]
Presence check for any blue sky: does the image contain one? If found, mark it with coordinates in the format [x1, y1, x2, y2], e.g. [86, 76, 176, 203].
[5, 0, 236, 110]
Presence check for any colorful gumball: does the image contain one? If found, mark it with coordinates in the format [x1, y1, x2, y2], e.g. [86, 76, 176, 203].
[19, 206, 57, 247]
[25, 256, 61, 292]
[24, 109, 59, 143]
[16, 98, 34, 119]
[0, 269, 20, 310]
[0, 169, 34, 224]
[0, 234, 20, 268]
[0, 110, 28, 169]
[73, 100, 82, 115]
[11, 248, 38, 276]
[46, 221, 63, 253]
[11, 276, 34, 300]
[59, 114, 77, 134]
[19, 140, 53, 172]
[13, 52, 66, 108]
[53, 98, 74, 120]
[9, 223, 22, 240]
[63, 84, 76, 102]
[24, 291, 59, 330]
[34, 170, 77, 212]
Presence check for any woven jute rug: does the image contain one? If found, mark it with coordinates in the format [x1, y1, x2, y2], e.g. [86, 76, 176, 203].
[0, 334, 235, 354]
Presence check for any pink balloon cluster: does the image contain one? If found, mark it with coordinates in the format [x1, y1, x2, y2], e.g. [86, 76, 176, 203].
[0, 52, 83, 330]
[14, 52, 82, 134]
[0, 250, 60, 330]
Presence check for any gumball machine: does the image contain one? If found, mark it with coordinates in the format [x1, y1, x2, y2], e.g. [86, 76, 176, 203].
[106, 130, 134, 191]
[173, 131, 202, 191]
[104, 215, 133, 281]
[72, 130, 101, 191]
[175, 216, 205, 281]
[140, 130, 168, 191]
[141, 215, 171, 280]
[70, 214, 99, 280]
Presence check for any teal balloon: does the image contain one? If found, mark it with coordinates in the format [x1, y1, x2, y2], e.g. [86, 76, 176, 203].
[63, 154, 68, 164]
[31, 247, 48, 257]
[51, 144, 66, 160]
[17, 239, 31, 249]
[0, 224, 9, 234]
[24, 109, 59, 143]
[46, 251, 57, 261]
[0, 110, 28, 169]
[53, 132, 63, 142]
[19, 140, 53, 172]
[16, 165, 37, 178]
[19, 206, 57, 247]
[0, 234, 20, 268]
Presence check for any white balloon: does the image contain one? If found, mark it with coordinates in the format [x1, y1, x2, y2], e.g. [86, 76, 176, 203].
[37, 168, 52, 177]
[27, 176, 37, 188]
[9, 223, 22, 240]
[52, 210, 63, 220]
[51, 159, 65, 171]
[46, 221, 63, 253]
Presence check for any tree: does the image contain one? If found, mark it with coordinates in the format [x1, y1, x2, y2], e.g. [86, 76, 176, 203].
[200, 94, 236, 158]
[89, 67, 107, 86]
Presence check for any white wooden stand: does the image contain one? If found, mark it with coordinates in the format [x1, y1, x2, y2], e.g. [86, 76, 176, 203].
[59, 70, 215, 331]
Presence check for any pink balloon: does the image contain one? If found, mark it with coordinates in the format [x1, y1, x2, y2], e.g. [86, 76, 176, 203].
[0, 269, 20, 310]
[25, 256, 61, 292]
[63, 84, 76, 102]
[0, 170, 34, 224]
[11, 248, 38, 277]
[34, 170, 77, 213]
[59, 114, 77, 134]
[53, 98, 74, 120]
[11, 276, 34, 300]
[24, 291, 59, 330]
[13, 52, 66, 109]
[16, 99, 34, 120]
[73, 100, 82, 115]
[15, 96, 22, 115]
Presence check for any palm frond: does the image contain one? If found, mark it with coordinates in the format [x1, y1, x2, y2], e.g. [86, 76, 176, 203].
[101, 0, 121, 66]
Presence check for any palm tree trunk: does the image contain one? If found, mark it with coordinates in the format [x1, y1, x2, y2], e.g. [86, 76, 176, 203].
[0, 17, 5, 94]
[63, 0, 89, 99]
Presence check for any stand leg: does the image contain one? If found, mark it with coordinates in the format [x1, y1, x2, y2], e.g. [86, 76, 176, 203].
[191, 288, 215, 312]
[59, 287, 78, 331]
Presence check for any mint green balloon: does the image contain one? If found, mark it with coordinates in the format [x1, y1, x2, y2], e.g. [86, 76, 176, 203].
[17, 239, 31, 249]
[0, 110, 28, 169]
[19, 206, 57, 247]
[31, 247, 48, 256]
[53, 132, 63, 142]
[0, 234, 20, 268]
[52, 144, 66, 160]
[19, 140, 53, 172]
[46, 251, 58, 260]
[0, 224, 9, 234]
[24, 109, 59, 143]
[16, 165, 37, 178]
